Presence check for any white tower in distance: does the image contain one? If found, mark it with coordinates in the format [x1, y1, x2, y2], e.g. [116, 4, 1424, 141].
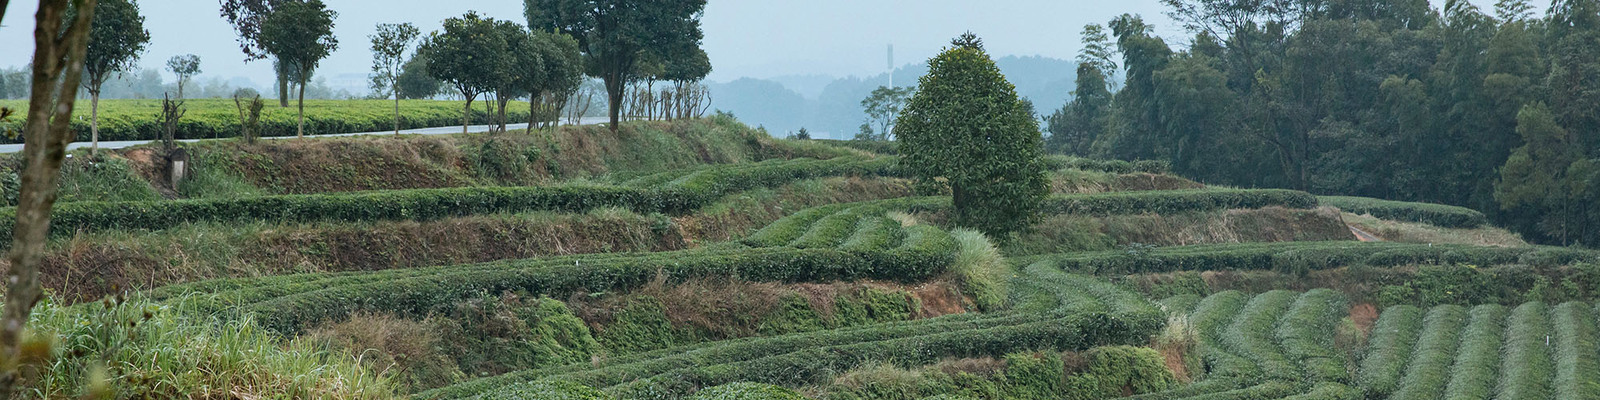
[887, 44, 894, 88]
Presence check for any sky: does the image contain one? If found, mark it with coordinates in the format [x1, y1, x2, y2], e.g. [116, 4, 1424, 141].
[0, 0, 1536, 92]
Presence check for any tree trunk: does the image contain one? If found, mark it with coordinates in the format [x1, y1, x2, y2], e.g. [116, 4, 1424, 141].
[497, 97, 509, 133]
[393, 84, 401, 136]
[1, 1, 97, 396]
[462, 94, 473, 134]
[176, 77, 185, 99]
[606, 76, 624, 133]
[529, 94, 539, 132]
[296, 75, 307, 138]
[278, 73, 290, 108]
[90, 90, 100, 157]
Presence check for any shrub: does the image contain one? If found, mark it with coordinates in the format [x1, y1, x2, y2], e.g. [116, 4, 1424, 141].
[1319, 196, 1487, 228]
[1441, 305, 1509, 400]
[0, 99, 534, 143]
[689, 382, 807, 400]
[1042, 156, 1171, 174]
[1387, 305, 1468, 400]
[1029, 241, 1600, 275]
[1551, 302, 1599, 400]
[1219, 291, 1299, 382]
[1355, 305, 1424, 397]
[1034, 189, 1316, 216]
[1494, 302, 1555, 400]
[419, 264, 1164, 399]
[1060, 346, 1176, 400]
[476, 381, 605, 400]
[1276, 289, 1351, 383]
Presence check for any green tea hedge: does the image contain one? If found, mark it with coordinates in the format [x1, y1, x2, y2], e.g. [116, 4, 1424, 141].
[1025, 241, 1600, 275]
[1387, 305, 1467, 400]
[1355, 305, 1423, 397]
[1319, 196, 1487, 228]
[1440, 305, 1509, 400]
[0, 99, 533, 143]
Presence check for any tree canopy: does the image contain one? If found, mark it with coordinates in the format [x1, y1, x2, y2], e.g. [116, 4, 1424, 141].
[524, 0, 708, 131]
[257, 0, 337, 138]
[895, 33, 1049, 238]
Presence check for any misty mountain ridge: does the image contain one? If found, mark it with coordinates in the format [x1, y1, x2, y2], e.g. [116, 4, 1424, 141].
[709, 55, 1079, 139]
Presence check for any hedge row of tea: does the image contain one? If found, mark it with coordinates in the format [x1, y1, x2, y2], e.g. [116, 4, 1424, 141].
[1319, 196, 1487, 228]
[1023, 241, 1600, 275]
[417, 266, 1166, 399]
[1123, 289, 1355, 400]
[1144, 299, 1600, 400]
[154, 220, 955, 333]
[0, 99, 533, 143]
[0, 156, 896, 242]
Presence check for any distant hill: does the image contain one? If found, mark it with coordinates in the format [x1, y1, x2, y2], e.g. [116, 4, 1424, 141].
[709, 55, 1078, 139]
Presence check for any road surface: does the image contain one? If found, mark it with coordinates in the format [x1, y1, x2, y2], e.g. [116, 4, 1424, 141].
[0, 116, 614, 154]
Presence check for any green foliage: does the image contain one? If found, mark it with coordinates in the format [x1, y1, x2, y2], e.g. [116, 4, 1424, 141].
[1387, 305, 1468, 400]
[597, 296, 689, 354]
[1042, 156, 1171, 174]
[0, 99, 536, 142]
[79, 0, 151, 95]
[525, 0, 708, 127]
[368, 22, 421, 104]
[949, 229, 1010, 311]
[1441, 304, 1510, 400]
[419, 265, 1164, 399]
[1034, 189, 1315, 216]
[1025, 241, 1600, 275]
[1276, 289, 1350, 383]
[1319, 196, 1487, 228]
[690, 382, 807, 400]
[0, 155, 898, 241]
[1495, 302, 1555, 400]
[436, 296, 600, 377]
[896, 34, 1049, 238]
[476, 381, 604, 400]
[1001, 352, 1062, 398]
[49, 156, 162, 203]
[21, 297, 391, 398]
[1060, 346, 1176, 400]
[1355, 305, 1424, 397]
[859, 86, 914, 141]
[1218, 291, 1299, 382]
[1551, 302, 1600, 400]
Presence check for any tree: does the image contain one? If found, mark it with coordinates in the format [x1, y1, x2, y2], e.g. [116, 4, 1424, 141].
[418, 11, 511, 134]
[491, 20, 536, 134]
[219, 0, 292, 106]
[369, 22, 420, 135]
[396, 55, 442, 100]
[1495, 103, 1593, 245]
[895, 33, 1049, 238]
[525, 30, 584, 130]
[78, 0, 149, 157]
[859, 86, 913, 141]
[525, 0, 708, 132]
[0, 1, 99, 396]
[166, 54, 201, 98]
[257, 0, 338, 138]
[1048, 24, 1120, 155]
[233, 88, 264, 144]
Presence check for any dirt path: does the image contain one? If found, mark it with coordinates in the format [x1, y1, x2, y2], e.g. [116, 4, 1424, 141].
[1348, 224, 1383, 242]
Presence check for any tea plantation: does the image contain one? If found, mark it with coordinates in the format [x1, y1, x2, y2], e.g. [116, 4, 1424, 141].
[18, 119, 1600, 399]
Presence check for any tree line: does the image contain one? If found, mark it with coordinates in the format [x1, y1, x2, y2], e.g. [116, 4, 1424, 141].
[1045, 0, 1600, 247]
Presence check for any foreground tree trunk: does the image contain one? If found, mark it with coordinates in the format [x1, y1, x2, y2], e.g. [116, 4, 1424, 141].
[393, 85, 401, 136]
[296, 75, 307, 138]
[605, 75, 624, 133]
[461, 95, 475, 134]
[0, 0, 98, 396]
[90, 88, 100, 157]
[278, 73, 290, 108]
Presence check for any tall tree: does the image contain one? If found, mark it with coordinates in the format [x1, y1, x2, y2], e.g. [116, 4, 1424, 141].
[895, 33, 1049, 238]
[419, 11, 512, 134]
[491, 20, 536, 134]
[369, 22, 420, 136]
[1047, 23, 1119, 155]
[257, 0, 338, 138]
[859, 86, 913, 141]
[219, 0, 292, 106]
[1496, 103, 1593, 245]
[0, 0, 98, 396]
[166, 54, 202, 98]
[525, 30, 584, 130]
[525, 0, 708, 132]
[78, 0, 149, 157]
[396, 55, 442, 100]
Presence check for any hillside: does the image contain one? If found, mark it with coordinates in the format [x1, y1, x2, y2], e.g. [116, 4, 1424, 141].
[10, 118, 1597, 399]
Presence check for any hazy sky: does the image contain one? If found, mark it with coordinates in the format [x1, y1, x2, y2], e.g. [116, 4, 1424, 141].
[0, 0, 1530, 91]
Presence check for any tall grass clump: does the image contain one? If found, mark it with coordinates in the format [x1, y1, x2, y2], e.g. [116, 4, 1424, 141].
[22, 296, 392, 399]
[950, 229, 1009, 311]
[1494, 302, 1555, 400]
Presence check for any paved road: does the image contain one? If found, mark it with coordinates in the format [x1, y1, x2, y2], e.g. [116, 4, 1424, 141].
[0, 116, 614, 153]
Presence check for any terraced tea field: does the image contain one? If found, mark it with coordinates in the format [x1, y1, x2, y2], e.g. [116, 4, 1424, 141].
[16, 119, 1599, 399]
